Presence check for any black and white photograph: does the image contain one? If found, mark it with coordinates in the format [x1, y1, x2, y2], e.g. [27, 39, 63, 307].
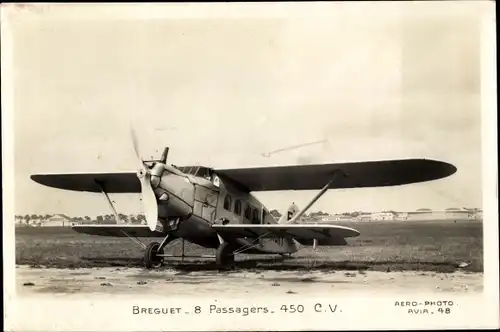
[2, 2, 498, 331]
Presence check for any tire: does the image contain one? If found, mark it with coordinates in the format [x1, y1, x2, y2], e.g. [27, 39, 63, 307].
[144, 242, 164, 269]
[216, 242, 235, 268]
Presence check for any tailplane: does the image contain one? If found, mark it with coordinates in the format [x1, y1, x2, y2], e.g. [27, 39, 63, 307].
[278, 202, 301, 224]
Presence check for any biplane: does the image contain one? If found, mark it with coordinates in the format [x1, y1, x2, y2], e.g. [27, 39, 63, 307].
[30, 135, 457, 268]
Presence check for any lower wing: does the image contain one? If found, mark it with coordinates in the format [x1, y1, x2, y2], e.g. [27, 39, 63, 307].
[212, 224, 360, 246]
[71, 224, 164, 237]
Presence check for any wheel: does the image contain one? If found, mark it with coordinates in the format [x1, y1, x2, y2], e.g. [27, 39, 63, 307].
[144, 242, 164, 269]
[216, 242, 235, 268]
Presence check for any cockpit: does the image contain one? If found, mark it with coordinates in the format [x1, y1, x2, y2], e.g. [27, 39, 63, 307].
[175, 165, 213, 180]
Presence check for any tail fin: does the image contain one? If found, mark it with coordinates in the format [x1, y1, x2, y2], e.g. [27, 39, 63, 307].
[278, 202, 300, 224]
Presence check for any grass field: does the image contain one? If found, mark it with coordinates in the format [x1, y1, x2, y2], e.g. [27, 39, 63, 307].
[15, 220, 483, 273]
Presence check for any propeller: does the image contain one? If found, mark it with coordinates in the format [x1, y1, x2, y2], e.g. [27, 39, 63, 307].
[130, 127, 159, 232]
[130, 127, 148, 169]
[138, 170, 159, 232]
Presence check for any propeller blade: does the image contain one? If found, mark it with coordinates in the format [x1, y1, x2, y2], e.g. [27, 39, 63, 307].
[130, 126, 148, 169]
[130, 126, 141, 160]
[138, 171, 159, 231]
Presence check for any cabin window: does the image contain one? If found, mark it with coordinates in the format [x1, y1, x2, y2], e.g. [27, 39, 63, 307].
[234, 200, 242, 215]
[223, 195, 232, 210]
[262, 210, 267, 224]
[244, 205, 251, 220]
[252, 209, 260, 224]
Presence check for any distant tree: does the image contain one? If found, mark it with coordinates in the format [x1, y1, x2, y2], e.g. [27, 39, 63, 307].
[137, 214, 146, 224]
[96, 215, 103, 224]
[310, 211, 329, 218]
[102, 216, 117, 224]
[84, 216, 91, 221]
[118, 213, 128, 223]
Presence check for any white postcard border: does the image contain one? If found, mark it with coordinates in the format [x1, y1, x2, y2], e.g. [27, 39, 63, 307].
[2, 2, 498, 331]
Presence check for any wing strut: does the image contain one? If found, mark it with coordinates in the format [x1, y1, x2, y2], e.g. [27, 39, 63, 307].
[231, 231, 272, 255]
[119, 229, 146, 249]
[95, 180, 123, 224]
[288, 169, 347, 224]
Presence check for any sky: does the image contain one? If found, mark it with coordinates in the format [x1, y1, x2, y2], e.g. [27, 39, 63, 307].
[7, 3, 488, 217]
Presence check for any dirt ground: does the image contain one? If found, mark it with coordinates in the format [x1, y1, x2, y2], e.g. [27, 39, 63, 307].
[15, 220, 484, 296]
[17, 265, 483, 296]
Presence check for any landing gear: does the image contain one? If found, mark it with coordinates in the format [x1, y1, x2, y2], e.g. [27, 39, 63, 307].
[216, 242, 235, 268]
[143, 234, 176, 269]
[144, 242, 164, 269]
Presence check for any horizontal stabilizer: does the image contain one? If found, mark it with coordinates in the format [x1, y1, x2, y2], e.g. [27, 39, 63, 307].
[212, 223, 360, 244]
[71, 224, 164, 237]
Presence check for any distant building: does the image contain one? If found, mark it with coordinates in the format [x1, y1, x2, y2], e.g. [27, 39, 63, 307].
[340, 215, 356, 222]
[394, 212, 409, 221]
[28, 217, 45, 227]
[445, 210, 474, 220]
[407, 211, 441, 221]
[73, 220, 94, 226]
[407, 209, 473, 221]
[462, 208, 483, 220]
[320, 214, 353, 222]
[36, 214, 72, 227]
[305, 208, 481, 223]
[371, 212, 395, 221]
[356, 213, 372, 222]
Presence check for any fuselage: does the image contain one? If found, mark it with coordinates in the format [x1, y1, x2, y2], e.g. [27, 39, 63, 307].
[151, 165, 297, 254]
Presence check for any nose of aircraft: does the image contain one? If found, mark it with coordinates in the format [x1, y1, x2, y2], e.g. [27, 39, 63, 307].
[154, 170, 195, 221]
[149, 163, 164, 188]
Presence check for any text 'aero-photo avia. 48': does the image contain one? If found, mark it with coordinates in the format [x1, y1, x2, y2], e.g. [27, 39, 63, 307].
[30, 134, 457, 269]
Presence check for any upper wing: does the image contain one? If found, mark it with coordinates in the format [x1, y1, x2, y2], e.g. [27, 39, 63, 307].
[30, 159, 456, 193]
[213, 158, 456, 192]
[212, 224, 360, 246]
[71, 224, 164, 237]
[30, 172, 140, 193]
